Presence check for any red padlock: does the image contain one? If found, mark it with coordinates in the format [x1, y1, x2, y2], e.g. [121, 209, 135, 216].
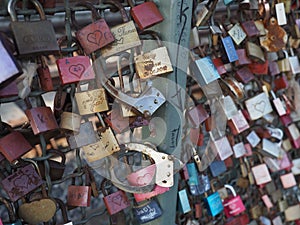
[129, 0, 164, 30]
[37, 56, 53, 91]
[223, 184, 246, 218]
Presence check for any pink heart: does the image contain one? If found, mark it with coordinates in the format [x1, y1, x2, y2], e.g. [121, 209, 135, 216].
[87, 30, 103, 46]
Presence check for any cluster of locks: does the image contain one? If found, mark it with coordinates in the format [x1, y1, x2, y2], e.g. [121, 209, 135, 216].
[1, 0, 300, 224]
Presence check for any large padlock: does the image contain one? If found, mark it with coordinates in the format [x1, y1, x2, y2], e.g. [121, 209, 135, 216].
[135, 30, 173, 79]
[128, 0, 163, 30]
[0, 196, 22, 225]
[0, 33, 22, 88]
[75, 82, 109, 115]
[100, 0, 141, 57]
[222, 185, 246, 218]
[73, 2, 114, 55]
[82, 113, 120, 162]
[56, 36, 95, 85]
[24, 97, 59, 135]
[8, 0, 59, 56]
[101, 179, 131, 215]
[133, 199, 163, 224]
[0, 123, 32, 163]
[1, 163, 43, 202]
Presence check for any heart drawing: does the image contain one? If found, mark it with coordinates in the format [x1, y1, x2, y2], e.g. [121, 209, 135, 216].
[87, 30, 103, 46]
[14, 175, 30, 189]
[136, 173, 153, 186]
[254, 100, 266, 113]
[111, 194, 123, 206]
[69, 64, 85, 78]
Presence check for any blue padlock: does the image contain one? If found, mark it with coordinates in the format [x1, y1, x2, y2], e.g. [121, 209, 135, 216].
[209, 160, 227, 177]
[178, 189, 191, 214]
[204, 191, 224, 217]
[133, 199, 162, 224]
[221, 36, 238, 63]
[186, 162, 201, 195]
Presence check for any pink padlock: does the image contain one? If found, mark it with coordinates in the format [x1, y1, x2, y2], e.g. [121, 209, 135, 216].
[134, 185, 169, 202]
[127, 164, 156, 187]
[222, 184, 246, 218]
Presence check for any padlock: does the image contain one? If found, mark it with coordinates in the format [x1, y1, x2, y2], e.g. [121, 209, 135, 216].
[212, 57, 227, 75]
[18, 160, 56, 225]
[187, 104, 209, 127]
[178, 189, 191, 214]
[272, 216, 283, 225]
[56, 36, 95, 85]
[82, 114, 120, 162]
[75, 81, 109, 115]
[67, 121, 99, 149]
[1, 163, 43, 201]
[261, 194, 273, 209]
[233, 142, 247, 158]
[104, 107, 133, 134]
[128, 0, 164, 30]
[268, 61, 280, 76]
[209, 160, 227, 177]
[135, 30, 173, 79]
[185, 162, 201, 195]
[189, 51, 220, 87]
[211, 136, 233, 161]
[37, 149, 66, 181]
[0, 81, 18, 98]
[241, 20, 260, 38]
[251, 152, 272, 185]
[24, 97, 59, 135]
[277, 51, 291, 73]
[37, 56, 53, 92]
[133, 184, 170, 202]
[285, 204, 300, 221]
[280, 172, 297, 189]
[274, 74, 289, 92]
[55, 198, 74, 225]
[235, 67, 255, 84]
[67, 168, 93, 207]
[204, 184, 224, 217]
[0, 196, 22, 225]
[8, 0, 59, 56]
[235, 49, 252, 66]
[101, 179, 131, 215]
[133, 199, 163, 224]
[260, 138, 281, 158]
[72, 2, 114, 55]
[246, 41, 265, 63]
[288, 48, 300, 74]
[60, 112, 82, 133]
[100, 0, 141, 57]
[222, 184, 246, 218]
[219, 25, 239, 63]
[0, 34, 22, 88]
[285, 123, 300, 148]
[245, 92, 273, 121]
[228, 110, 250, 135]
[0, 123, 32, 163]
[227, 23, 247, 46]
[127, 162, 156, 188]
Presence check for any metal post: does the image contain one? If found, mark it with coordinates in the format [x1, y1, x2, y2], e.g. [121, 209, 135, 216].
[142, 1, 193, 224]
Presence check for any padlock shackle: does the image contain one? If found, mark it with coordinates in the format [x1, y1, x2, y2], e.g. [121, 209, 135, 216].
[57, 35, 83, 57]
[103, 0, 129, 23]
[224, 184, 237, 197]
[8, 0, 46, 22]
[71, 2, 101, 31]
[138, 30, 163, 47]
[55, 198, 71, 224]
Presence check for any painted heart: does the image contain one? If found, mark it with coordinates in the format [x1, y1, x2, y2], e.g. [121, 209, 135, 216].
[14, 175, 29, 189]
[69, 64, 85, 78]
[229, 202, 237, 210]
[87, 30, 103, 46]
[137, 173, 153, 186]
[111, 194, 122, 206]
[254, 100, 266, 113]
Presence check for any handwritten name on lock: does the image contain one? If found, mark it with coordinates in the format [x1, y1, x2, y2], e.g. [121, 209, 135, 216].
[1, 164, 43, 201]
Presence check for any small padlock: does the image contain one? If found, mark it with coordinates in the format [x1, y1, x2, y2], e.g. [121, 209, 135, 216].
[222, 184, 246, 218]
[104, 107, 133, 134]
[0, 123, 32, 163]
[285, 204, 300, 221]
[101, 179, 131, 215]
[56, 36, 95, 85]
[0, 196, 22, 225]
[235, 49, 252, 66]
[251, 153, 272, 185]
[8, 0, 59, 56]
[67, 121, 99, 149]
[280, 172, 297, 189]
[73, 2, 114, 55]
[82, 113, 120, 162]
[133, 199, 163, 224]
[211, 136, 233, 161]
[24, 97, 59, 135]
[228, 110, 250, 135]
[67, 168, 93, 208]
[128, 0, 164, 30]
[100, 0, 141, 57]
[235, 67, 255, 84]
[1, 163, 43, 202]
[187, 104, 209, 127]
[204, 183, 224, 217]
[178, 189, 191, 214]
[209, 160, 227, 177]
[241, 20, 260, 37]
[0, 33, 22, 88]
[135, 30, 173, 79]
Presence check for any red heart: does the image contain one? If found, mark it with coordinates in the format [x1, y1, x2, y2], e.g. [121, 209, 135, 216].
[87, 30, 103, 46]
[69, 64, 85, 78]
[137, 173, 153, 186]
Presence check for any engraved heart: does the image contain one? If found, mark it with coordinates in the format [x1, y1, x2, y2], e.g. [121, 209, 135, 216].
[14, 175, 29, 189]
[254, 100, 266, 113]
[137, 173, 153, 186]
[112, 194, 122, 206]
[69, 64, 85, 78]
[87, 30, 103, 45]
